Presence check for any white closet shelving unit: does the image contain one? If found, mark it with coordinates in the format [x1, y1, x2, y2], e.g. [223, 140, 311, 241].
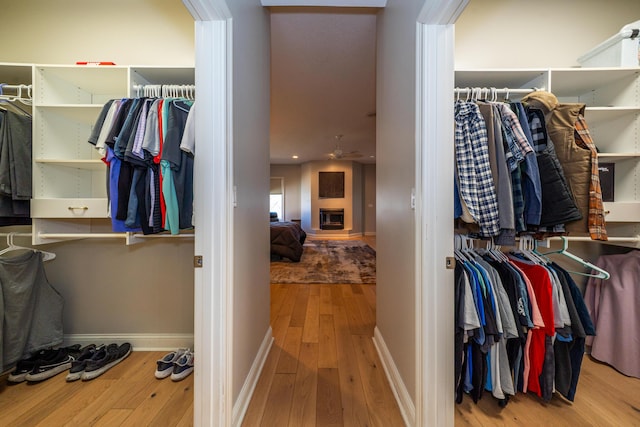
[1, 62, 195, 245]
[455, 67, 640, 244]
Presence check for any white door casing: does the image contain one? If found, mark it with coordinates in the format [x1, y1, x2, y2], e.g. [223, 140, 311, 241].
[181, 1, 234, 426]
[184, 0, 468, 425]
[415, 1, 467, 425]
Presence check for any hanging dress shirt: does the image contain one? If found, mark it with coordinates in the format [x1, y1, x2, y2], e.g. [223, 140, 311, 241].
[454, 101, 500, 237]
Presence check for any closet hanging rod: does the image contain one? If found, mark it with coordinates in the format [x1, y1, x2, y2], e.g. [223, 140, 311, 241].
[37, 232, 194, 240]
[0, 84, 32, 90]
[545, 235, 640, 243]
[131, 84, 195, 90]
[0, 232, 33, 238]
[454, 87, 540, 94]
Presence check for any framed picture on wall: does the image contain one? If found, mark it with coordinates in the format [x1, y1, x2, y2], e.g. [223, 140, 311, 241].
[319, 171, 344, 198]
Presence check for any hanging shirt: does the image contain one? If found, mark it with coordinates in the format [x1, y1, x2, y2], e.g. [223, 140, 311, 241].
[509, 257, 556, 399]
[574, 114, 608, 241]
[454, 101, 500, 237]
[585, 251, 640, 378]
[512, 102, 542, 227]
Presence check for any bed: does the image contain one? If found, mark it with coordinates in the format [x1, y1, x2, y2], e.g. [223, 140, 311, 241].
[270, 221, 306, 262]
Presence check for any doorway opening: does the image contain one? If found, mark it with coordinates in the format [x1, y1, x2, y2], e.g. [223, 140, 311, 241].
[259, 6, 389, 424]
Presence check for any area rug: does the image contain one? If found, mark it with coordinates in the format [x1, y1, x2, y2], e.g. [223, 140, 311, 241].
[270, 239, 376, 284]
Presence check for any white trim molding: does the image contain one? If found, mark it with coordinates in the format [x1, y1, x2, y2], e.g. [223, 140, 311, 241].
[415, 1, 467, 426]
[373, 327, 414, 427]
[232, 328, 274, 427]
[183, 0, 235, 422]
[63, 333, 194, 352]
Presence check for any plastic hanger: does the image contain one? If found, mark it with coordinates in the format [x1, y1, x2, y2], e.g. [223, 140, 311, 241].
[541, 236, 610, 280]
[0, 232, 56, 261]
[509, 235, 547, 265]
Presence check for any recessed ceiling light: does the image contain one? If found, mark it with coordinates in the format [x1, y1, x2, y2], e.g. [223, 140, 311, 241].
[292, 155, 299, 159]
[369, 155, 375, 158]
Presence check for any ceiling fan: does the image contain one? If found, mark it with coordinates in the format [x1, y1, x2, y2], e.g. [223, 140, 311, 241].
[328, 135, 363, 160]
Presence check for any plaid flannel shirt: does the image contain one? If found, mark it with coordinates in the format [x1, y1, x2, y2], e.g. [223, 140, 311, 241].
[574, 114, 608, 241]
[455, 101, 500, 237]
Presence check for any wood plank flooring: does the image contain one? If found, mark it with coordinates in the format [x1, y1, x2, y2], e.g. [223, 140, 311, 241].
[243, 283, 405, 427]
[0, 351, 193, 426]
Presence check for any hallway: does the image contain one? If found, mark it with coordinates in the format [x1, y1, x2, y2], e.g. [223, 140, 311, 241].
[242, 279, 405, 426]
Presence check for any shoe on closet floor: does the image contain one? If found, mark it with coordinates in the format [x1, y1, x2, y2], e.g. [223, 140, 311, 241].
[24, 345, 82, 382]
[171, 350, 194, 381]
[66, 344, 103, 382]
[7, 348, 57, 383]
[81, 342, 132, 381]
[155, 348, 189, 379]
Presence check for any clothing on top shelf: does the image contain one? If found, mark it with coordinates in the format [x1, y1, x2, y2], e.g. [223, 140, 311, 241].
[89, 97, 195, 235]
[584, 250, 640, 378]
[454, 90, 607, 242]
[454, 247, 595, 406]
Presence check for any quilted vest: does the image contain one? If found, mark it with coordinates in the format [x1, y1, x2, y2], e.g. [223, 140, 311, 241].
[522, 92, 591, 234]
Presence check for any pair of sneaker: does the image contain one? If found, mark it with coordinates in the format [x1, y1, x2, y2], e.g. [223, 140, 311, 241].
[66, 342, 132, 381]
[155, 348, 194, 381]
[8, 344, 82, 383]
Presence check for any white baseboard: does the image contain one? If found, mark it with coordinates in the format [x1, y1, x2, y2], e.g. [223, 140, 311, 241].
[233, 327, 274, 427]
[63, 333, 194, 351]
[372, 327, 414, 427]
[364, 231, 377, 236]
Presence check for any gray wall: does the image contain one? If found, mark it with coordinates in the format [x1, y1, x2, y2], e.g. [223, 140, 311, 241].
[227, 0, 272, 404]
[375, 0, 424, 401]
[363, 164, 376, 235]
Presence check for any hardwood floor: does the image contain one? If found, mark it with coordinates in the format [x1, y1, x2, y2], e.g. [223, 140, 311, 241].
[0, 351, 193, 426]
[242, 282, 406, 427]
[3, 232, 638, 426]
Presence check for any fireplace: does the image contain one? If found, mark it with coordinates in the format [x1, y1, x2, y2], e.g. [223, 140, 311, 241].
[319, 208, 344, 230]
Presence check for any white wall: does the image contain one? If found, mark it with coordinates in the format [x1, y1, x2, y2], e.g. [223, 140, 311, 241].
[0, 1, 196, 343]
[376, 0, 424, 402]
[270, 164, 302, 222]
[226, 0, 273, 404]
[456, 0, 640, 68]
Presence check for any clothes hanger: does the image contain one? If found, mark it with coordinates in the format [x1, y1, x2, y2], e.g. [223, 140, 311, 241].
[486, 237, 508, 262]
[510, 235, 547, 265]
[541, 236, 610, 280]
[454, 234, 471, 263]
[0, 232, 56, 261]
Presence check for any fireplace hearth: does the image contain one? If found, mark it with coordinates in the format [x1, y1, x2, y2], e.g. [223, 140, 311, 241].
[319, 208, 344, 230]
